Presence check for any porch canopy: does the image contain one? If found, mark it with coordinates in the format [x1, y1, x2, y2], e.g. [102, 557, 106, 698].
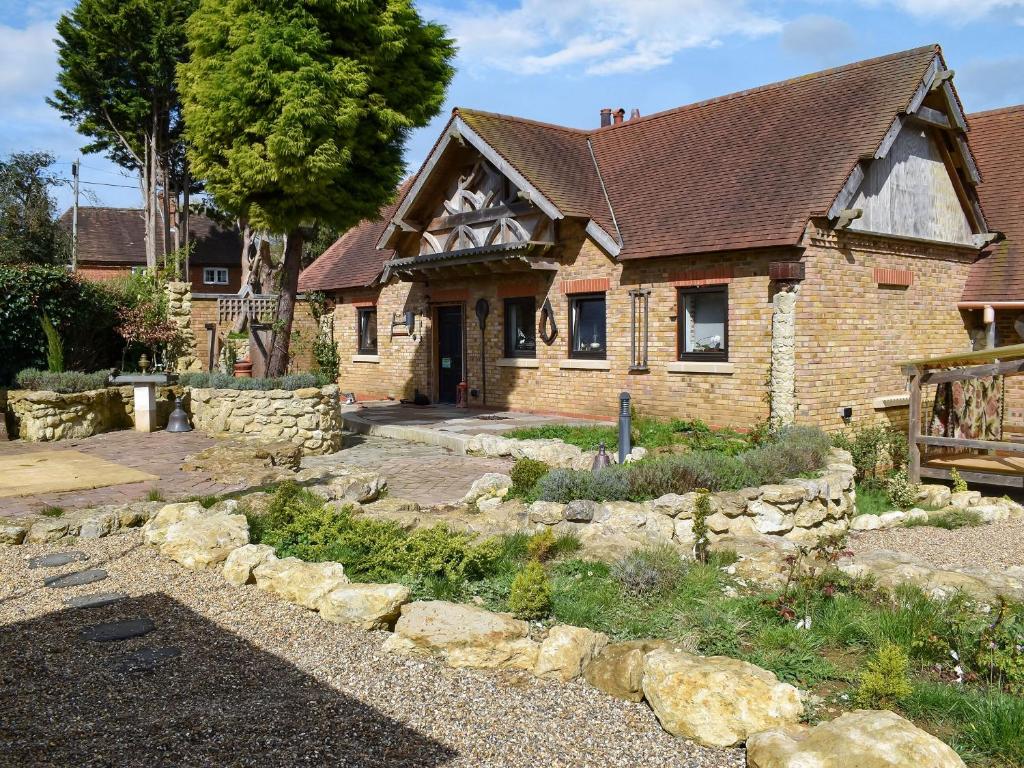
[902, 342, 1024, 487]
[381, 241, 557, 282]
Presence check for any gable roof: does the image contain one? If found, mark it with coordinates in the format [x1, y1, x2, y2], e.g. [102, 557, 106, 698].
[58, 207, 242, 267]
[303, 45, 968, 289]
[961, 106, 1024, 304]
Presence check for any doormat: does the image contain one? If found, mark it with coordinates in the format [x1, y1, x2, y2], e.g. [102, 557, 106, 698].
[0, 451, 158, 498]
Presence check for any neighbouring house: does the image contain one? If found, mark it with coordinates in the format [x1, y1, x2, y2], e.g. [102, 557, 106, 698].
[299, 45, 1000, 430]
[59, 206, 244, 294]
[960, 105, 1024, 426]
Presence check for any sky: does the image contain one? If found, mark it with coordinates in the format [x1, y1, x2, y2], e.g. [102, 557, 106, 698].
[1, 0, 1022, 215]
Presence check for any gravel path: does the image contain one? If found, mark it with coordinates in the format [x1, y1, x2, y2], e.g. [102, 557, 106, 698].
[0, 532, 740, 768]
[849, 518, 1024, 570]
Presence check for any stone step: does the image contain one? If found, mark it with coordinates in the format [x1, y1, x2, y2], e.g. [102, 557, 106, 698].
[28, 551, 88, 569]
[80, 617, 155, 643]
[64, 591, 127, 609]
[44, 569, 108, 589]
[110, 646, 181, 673]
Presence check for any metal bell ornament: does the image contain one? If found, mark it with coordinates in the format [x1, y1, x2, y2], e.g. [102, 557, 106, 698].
[591, 442, 611, 473]
[165, 397, 193, 433]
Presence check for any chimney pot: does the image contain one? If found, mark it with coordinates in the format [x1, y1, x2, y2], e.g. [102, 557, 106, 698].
[613, 108, 625, 125]
[629, 108, 641, 120]
[600, 108, 612, 128]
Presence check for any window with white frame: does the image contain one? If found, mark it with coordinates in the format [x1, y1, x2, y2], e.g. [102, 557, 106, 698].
[203, 267, 229, 285]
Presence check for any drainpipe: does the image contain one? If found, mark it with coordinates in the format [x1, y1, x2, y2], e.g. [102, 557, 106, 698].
[983, 304, 996, 349]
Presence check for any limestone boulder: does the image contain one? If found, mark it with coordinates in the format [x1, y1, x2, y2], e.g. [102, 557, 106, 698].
[564, 499, 600, 523]
[916, 484, 951, 509]
[642, 649, 803, 747]
[850, 514, 881, 531]
[382, 600, 539, 670]
[310, 471, 386, 504]
[0, 523, 28, 545]
[143, 502, 205, 546]
[528, 501, 565, 525]
[746, 709, 965, 768]
[318, 582, 411, 630]
[534, 625, 608, 682]
[712, 535, 801, 588]
[793, 500, 828, 528]
[223, 543, 277, 586]
[362, 497, 421, 514]
[181, 439, 301, 484]
[26, 518, 70, 544]
[973, 503, 1010, 523]
[879, 510, 908, 528]
[759, 485, 806, 512]
[462, 473, 512, 504]
[159, 513, 249, 570]
[78, 510, 118, 539]
[650, 493, 700, 519]
[254, 555, 349, 610]
[748, 500, 794, 535]
[948, 490, 981, 509]
[583, 639, 675, 702]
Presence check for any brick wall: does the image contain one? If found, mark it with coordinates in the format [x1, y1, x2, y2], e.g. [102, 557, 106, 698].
[325, 222, 979, 430]
[188, 265, 242, 294]
[76, 265, 132, 282]
[796, 223, 976, 431]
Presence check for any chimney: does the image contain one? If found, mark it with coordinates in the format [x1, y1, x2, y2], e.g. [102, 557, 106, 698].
[600, 108, 612, 128]
[613, 108, 626, 125]
[629, 108, 641, 120]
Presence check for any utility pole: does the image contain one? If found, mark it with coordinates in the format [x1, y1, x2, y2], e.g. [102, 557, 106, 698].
[71, 158, 80, 271]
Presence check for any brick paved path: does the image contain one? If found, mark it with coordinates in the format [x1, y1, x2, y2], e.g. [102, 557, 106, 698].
[0, 431, 241, 518]
[304, 435, 513, 505]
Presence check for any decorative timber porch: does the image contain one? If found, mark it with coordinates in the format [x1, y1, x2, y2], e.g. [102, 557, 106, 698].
[904, 343, 1024, 488]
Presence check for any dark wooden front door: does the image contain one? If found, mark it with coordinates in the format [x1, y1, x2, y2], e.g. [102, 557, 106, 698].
[436, 306, 463, 403]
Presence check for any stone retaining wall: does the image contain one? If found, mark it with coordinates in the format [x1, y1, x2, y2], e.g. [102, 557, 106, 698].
[188, 384, 342, 454]
[6, 386, 179, 441]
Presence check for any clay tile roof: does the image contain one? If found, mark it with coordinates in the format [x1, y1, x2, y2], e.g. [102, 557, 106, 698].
[58, 207, 242, 267]
[961, 105, 1024, 303]
[298, 188, 407, 293]
[301, 45, 943, 286]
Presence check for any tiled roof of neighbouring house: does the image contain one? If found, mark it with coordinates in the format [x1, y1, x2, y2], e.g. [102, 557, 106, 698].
[58, 207, 242, 267]
[961, 106, 1024, 303]
[301, 45, 947, 289]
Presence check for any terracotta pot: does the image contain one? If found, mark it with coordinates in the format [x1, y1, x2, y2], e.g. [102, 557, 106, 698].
[233, 359, 253, 378]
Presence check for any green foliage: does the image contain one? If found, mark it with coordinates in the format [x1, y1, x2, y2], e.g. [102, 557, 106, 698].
[40, 506, 65, 518]
[904, 508, 983, 530]
[856, 642, 913, 708]
[612, 543, 687, 597]
[15, 368, 112, 393]
[504, 417, 755, 454]
[692, 491, 712, 564]
[510, 457, 549, 497]
[950, 467, 968, 494]
[855, 481, 892, 517]
[178, 371, 328, 390]
[977, 602, 1024, 695]
[146, 488, 165, 502]
[39, 312, 65, 373]
[884, 471, 919, 510]
[0, 264, 127, 384]
[535, 428, 830, 503]
[524, 528, 581, 563]
[831, 425, 908, 481]
[248, 483, 501, 583]
[508, 560, 552, 620]
[0, 152, 70, 266]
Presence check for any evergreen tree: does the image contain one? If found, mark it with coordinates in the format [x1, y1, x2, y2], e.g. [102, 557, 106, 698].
[180, 0, 454, 375]
[0, 152, 69, 265]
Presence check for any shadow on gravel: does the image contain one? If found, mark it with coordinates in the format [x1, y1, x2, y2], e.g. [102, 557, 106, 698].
[0, 592, 458, 767]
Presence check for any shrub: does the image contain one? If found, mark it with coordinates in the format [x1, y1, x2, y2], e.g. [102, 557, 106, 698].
[856, 641, 913, 708]
[692, 491, 712, 564]
[977, 602, 1024, 695]
[678, 451, 759, 491]
[14, 368, 112, 393]
[508, 560, 552, 620]
[612, 543, 687, 597]
[831, 425, 907, 480]
[536, 466, 631, 503]
[510, 457, 549, 496]
[178, 371, 328, 391]
[904, 508, 982, 530]
[950, 467, 968, 494]
[884, 471, 918, 510]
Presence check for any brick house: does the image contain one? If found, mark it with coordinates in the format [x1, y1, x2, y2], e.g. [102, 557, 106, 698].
[960, 105, 1024, 425]
[299, 45, 999, 430]
[59, 206, 243, 294]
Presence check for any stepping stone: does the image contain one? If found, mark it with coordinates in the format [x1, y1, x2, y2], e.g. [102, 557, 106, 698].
[64, 591, 127, 609]
[44, 569, 108, 589]
[28, 551, 88, 569]
[110, 646, 181, 673]
[80, 617, 155, 643]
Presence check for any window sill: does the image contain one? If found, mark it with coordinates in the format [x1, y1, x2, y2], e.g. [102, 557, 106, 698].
[559, 359, 610, 371]
[497, 357, 539, 368]
[872, 393, 909, 410]
[666, 361, 734, 375]
[352, 354, 380, 363]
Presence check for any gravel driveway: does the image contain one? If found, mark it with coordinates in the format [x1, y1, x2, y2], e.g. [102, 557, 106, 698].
[849, 517, 1024, 570]
[0, 531, 740, 768]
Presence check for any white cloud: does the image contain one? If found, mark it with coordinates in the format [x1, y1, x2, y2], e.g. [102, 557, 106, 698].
[862, 0, 1024, 21]
[431, 0, 781, 76]
[0, 21, 58, 97]
[781, 15, 856, 63]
